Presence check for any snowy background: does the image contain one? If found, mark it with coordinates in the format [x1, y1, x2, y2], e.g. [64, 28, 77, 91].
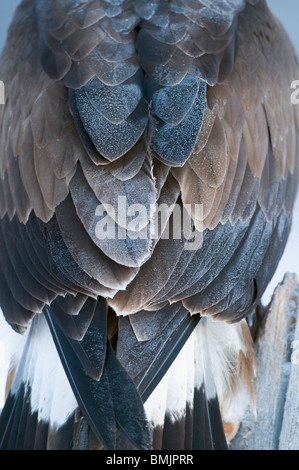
[0, 1, 298, 405]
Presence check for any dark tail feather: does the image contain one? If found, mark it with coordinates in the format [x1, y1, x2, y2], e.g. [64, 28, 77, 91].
[192, 383, 228, 450]
[0, 386, 24, 449]
[138, 313, 201, 403]
[44, 307, 152, 450]
[0, 302, 151, 450]
[44, 307, 117, 450]
[47, 296, 108, 381]
[117, 308, 228, 450]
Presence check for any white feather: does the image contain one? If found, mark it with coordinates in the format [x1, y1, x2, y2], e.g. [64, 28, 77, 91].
[0, 311, 27, 409]
[3, 313, 77, 429]
[145, 316, 255, 434]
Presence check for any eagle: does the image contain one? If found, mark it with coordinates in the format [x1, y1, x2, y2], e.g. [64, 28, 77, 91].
[0, 0, 298, 451]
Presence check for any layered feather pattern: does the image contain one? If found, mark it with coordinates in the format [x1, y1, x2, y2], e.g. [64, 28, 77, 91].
[0, 0, 298, 451]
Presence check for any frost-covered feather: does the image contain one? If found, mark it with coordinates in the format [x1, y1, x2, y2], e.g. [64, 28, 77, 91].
[0, 0, 298, 451]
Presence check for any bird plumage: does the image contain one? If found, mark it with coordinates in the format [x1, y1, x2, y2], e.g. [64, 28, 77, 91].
[0, 0, 298, 450]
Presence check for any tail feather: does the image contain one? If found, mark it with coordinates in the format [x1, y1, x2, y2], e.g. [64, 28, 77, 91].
[45, 307, 152, 450]
[0, 303, 256, 450]
[195, 323, 228, 450]
[191, 385, 227, 450]
[47, 297, 108, 380]
[0, 314, 77, 450]
[117, 308, 229, 450]
[1, 308, 152, 450]
[144, 317, 256, 450]
[138, 313, 201, 402]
